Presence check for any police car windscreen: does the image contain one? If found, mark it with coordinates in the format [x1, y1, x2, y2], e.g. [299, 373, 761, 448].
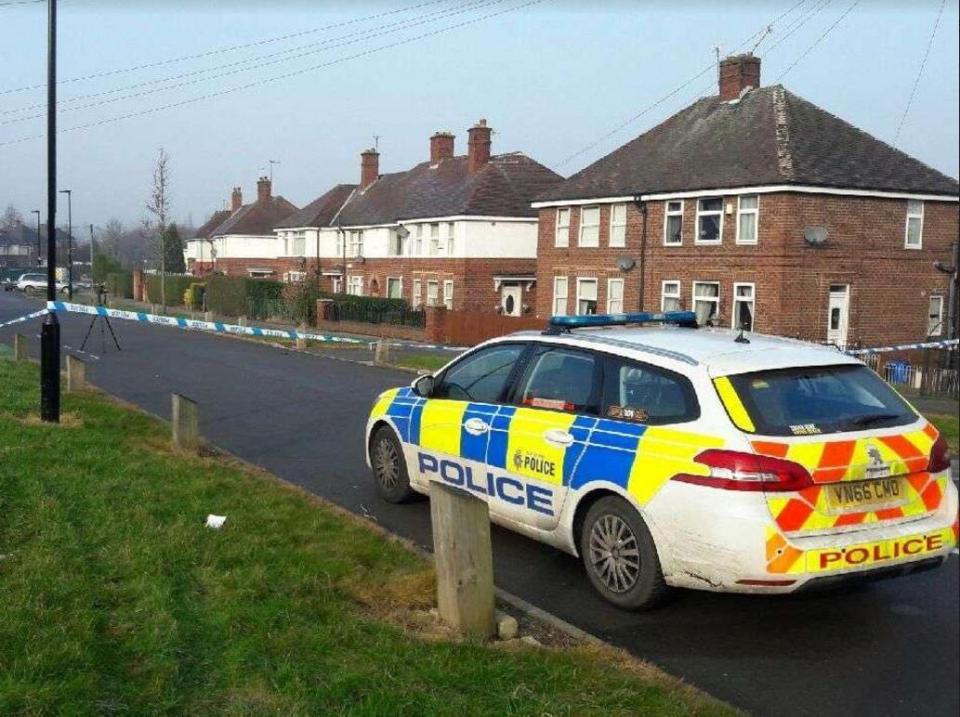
[727, 365, 915, 437]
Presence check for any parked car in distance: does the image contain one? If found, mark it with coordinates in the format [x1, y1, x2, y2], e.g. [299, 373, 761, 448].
[15, 273, 66, 294]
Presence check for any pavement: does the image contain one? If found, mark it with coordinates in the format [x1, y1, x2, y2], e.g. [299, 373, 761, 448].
[2, 291, 958, 717]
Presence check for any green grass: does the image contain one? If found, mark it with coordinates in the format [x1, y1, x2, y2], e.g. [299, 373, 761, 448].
[394, 353, 450, 373]
[0, 358, 730, 716]
[928, 412, 959, 452]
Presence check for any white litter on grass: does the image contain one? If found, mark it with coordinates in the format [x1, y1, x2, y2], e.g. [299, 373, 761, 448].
[205, 514, 227, 529]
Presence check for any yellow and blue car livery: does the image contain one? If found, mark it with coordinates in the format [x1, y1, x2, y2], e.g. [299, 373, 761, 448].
[366, 327, 957, 596]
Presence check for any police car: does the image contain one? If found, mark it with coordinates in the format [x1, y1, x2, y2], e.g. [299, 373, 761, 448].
[365, 312, 957, 609]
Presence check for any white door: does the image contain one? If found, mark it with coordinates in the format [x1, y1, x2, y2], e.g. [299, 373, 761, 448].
[501, 285, 522, 316]
[827, 284, 849, 347]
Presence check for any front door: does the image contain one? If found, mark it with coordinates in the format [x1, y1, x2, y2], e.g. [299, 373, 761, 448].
[827, 284, 850, 347]
[501, 285, 522, 317]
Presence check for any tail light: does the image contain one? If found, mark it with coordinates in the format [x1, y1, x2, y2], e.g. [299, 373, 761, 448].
[672, 449, 813, 492]
[928, 435, 951, 473]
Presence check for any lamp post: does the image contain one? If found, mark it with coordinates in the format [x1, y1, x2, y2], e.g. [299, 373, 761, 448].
[40, 0, 60, 424]
[59, 188, 72, 299]
[31, 209, 41, 266]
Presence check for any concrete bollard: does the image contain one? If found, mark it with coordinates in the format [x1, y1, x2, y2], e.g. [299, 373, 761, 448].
[238, 315, 248, 327]
[14, 333, 28, 362]
[151, 303, 159, 316]
[66, 354, 86, 392]
[429, 481, 496, 639]
[374, 339, 390, 365]
[203, 311, 213, 322]
[171, 393, 200, 451]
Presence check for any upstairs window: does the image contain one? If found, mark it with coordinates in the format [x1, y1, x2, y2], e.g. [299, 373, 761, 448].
[928, 296, 944, 336]
[664, 201, 683, 245]
[348, 230, 364, 257]
[609, 204, 627, 247]
[414, 225, 423, 255]
[696, 197, 723, 244]
[388, 229, 405, 256]
[905, 200, 923, 249]
[661, 281, 681, 311]
[446, 222, 456, 255]
[736, 195, 758, 244]
[429, 223, 440, 256]
[579, 207, 600, 247]
[555, 208, 570, 247]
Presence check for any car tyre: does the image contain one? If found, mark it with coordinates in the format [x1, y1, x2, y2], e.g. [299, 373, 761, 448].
[370, 425, 416, 503]
[579, 495, 672, 610]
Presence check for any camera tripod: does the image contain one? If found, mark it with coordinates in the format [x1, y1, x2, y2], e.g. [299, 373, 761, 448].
[79, 287, 121, 353]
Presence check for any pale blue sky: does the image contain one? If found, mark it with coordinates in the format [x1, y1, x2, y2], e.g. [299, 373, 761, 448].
[1, 0, 957, 233]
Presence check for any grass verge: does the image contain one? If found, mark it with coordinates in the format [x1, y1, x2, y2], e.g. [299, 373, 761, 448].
[394, 353, 450, 373]
[0, 358, 731, 716]
[928, 412, 959, 452]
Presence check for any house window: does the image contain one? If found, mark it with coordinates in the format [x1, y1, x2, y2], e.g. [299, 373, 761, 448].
[607, 278, 624, 314]
[387, 277, 402, 299]
[664, 200, 683, 245]
[429, 223, 440, 255]
[332, 277, 342, 294]
[693, 281, 720, 325]
[284, 271, 307, 283]
[928, 295, 944, 336]
[905, 200, 923, 249]
[696, 197, 723, 244]
[736, 195, 758, 244]
[335, 231, 344, 258]
[414, 225, 423, 255]
[576, 278, 598, 315]
[443, 280, 454, 310]
[347, 275, 364, 296]
[348, 230, 364, 257]
[555, 208, 570, 247]
[412, 279, 422, 308]
[426, 280, 440, 306]
[579, 207, 600, 247]
[609, 204, 627, 248]
[732, 283, 755, 331]
[388, 230, 404, 257]
[446, 222, 456, 255]
[288, 231, 306, 256]
[552, 276, 568, 316]
[661, 281, 681, 311]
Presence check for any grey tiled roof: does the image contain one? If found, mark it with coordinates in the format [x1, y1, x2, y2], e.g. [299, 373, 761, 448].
[211, 196, 299, 237]
[335, 152, 563, 226]
[537, 85, 959, 202]
[276, 184, 357, 229]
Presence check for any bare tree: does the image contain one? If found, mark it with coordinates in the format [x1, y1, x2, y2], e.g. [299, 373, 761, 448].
[145, 147, 171, 310]
[1, 204, 23, 231]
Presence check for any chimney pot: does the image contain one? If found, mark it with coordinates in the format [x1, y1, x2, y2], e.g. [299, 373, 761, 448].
[430, 131, 455, 163]
[467, 119, 492, 174]
[256, 177, 272, 202]
[231, 186, 243, 211]
[360, 148, 380, 190]
[719, 53, 761, 102]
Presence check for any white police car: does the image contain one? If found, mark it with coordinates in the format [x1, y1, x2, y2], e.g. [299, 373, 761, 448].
[366, 312, 957, 609]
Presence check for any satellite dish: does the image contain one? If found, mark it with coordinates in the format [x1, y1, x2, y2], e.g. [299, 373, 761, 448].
[804, 227, 828, 246]
[396, 224, 410, 239]
[616, 257, 636, 271]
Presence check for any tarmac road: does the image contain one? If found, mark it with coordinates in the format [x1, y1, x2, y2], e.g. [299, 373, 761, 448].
[3, 292, 958, 717]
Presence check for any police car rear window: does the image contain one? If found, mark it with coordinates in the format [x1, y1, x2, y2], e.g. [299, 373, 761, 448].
[727, 365, 916, 436]
[602, 357, 699, 425]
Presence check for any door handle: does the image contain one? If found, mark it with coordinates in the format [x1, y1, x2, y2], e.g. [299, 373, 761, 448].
[464, 417, 490, 436]
[544, 429, 574, 447]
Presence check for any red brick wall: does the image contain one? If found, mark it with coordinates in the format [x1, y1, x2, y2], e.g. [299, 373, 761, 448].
[536, 193, 957, 347]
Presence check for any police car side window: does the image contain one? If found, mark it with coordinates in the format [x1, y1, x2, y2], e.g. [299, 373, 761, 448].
[433, 344, 526, 403]
[602, 357, 699, 425]
[514, 347, 600, 414]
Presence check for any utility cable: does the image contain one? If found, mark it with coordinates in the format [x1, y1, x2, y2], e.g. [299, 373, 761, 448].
[775, 0, 861, 82]
[892, 0, 946, 148]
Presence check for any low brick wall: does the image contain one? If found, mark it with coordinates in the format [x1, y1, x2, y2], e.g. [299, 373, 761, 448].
[314, 318, 427, 342]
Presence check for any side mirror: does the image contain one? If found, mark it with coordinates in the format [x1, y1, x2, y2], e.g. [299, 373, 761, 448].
[412, 374, 435, 397]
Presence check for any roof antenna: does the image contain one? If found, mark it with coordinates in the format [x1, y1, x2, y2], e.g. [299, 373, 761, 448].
[734, 323, 751, 344]
[373, 135, 380, 151]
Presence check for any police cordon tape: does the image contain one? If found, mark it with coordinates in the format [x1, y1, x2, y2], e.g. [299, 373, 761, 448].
[0, 307, 50, 331]
[845, 338, 958, 356]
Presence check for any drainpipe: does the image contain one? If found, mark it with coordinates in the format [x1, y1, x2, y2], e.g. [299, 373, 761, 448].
[633, 197, 647, 311]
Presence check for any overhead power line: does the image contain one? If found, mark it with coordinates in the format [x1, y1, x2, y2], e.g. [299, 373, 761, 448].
[0, 0, 544, 148]
[0, 0, 452, 95]
[762, 0, 833, 56]
[0, 0, 45, 7]
[775, 0, 862, 82]
[1, 0, 503, 122]
[892, 0, 947, 148]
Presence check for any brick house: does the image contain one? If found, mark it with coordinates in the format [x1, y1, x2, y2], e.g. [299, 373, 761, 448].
[185, 199, 233, 276]
[532, 54, 959, 348]
[0, 221, 39, 271]
[274, 119, 562, 314]
[202, 178, 299, 279]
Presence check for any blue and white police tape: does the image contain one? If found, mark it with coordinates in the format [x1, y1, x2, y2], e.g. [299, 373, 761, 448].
[846, 338, 958, 356]
[0, 307, 50, 331]
[47, 301, 367, 345]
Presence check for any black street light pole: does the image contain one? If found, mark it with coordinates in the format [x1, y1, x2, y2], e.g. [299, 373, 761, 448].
[59, 188, 72, 299]
[31, 209, 41, 266]
[40, 0, 60, 424]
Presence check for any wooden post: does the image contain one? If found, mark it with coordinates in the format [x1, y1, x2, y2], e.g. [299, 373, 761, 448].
[429, 482, 496, 639]
[238, 315, 247, 327]
[374, 339, 390, 365]
[203, 311, 213, 323]
[14, 333, 28, 362]
[171, 393, 200, 450]
[66, 354, 86, 392]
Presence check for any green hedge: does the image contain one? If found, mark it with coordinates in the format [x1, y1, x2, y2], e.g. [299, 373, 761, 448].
[105, 272, 133, 299]
[204, 275, 284, 318]
[145, 274, 194, 307]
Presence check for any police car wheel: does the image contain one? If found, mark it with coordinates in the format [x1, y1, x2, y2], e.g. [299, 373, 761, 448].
[579, 496, 671, 610]
[371, 426, 416, 503]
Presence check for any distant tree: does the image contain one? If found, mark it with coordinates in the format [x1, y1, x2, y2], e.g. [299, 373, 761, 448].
[1, 204, 23, 231]
[92, 249, 123, 282]
[163, 223, 186, 274]
[145, 147, 171, 308]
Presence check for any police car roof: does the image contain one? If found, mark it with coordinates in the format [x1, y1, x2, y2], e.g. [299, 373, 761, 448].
[507, 325, 860, 375]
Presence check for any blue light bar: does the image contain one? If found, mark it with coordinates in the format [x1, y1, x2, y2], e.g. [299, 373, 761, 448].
[548, 311, 697, 329]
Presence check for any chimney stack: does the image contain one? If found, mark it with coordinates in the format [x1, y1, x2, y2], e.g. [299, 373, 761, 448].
[430, 131, 455, 164]
[360, 148, 380, 190]
[231, 186, 243, 211]
[467, 118, 492, 174]
[256, 176, 272, 202]
[719, 54, 761, 102]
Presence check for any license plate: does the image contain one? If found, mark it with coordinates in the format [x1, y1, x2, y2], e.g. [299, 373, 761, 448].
[825, 477, 906, 512]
